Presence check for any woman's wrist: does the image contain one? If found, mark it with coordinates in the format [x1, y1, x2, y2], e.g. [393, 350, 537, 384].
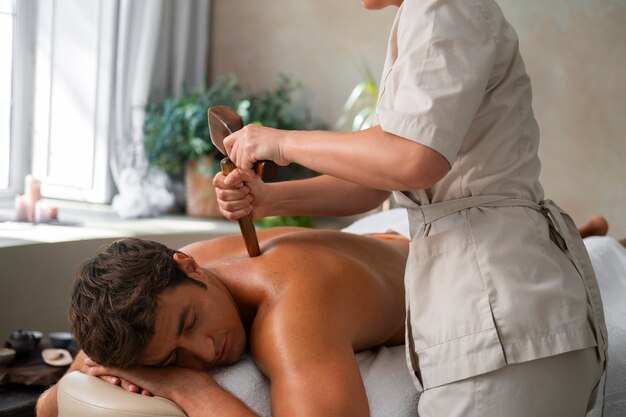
[259, 182, 287, 218]
[281, 129, 302, 167]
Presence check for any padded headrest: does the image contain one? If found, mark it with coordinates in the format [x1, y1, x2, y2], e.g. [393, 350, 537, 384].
[57, 371, 187, 417]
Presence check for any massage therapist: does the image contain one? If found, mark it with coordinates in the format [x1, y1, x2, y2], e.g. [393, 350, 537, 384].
[213, 1, 608, 415]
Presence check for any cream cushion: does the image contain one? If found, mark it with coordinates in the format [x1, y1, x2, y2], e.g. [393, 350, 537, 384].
[58, 371, 186, 417]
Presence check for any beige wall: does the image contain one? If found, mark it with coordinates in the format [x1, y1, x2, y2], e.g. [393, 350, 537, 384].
[501, 1, 626, 238]
[211, 0, 626, 237]
[211, 1, 397, 125]
[0, 232, 228, 339]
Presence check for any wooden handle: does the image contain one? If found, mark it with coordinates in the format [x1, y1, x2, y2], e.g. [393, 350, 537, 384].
[221, 157, 261, 257]
[254, 161, 278, 180]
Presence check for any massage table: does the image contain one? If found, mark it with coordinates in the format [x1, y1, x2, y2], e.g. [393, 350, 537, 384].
[57, 209, 626, 416]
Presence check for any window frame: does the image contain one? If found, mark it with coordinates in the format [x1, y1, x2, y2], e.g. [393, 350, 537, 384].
[0, 0, 36, 201]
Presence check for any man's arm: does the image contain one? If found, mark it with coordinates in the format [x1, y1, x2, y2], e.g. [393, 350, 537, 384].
[42, 353, 259, 417]
[36, 383, 59, 417]
[86, 363, 259, 417]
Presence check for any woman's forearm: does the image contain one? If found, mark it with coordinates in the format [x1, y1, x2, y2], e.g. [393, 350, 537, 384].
[283, 126, 449, 191]
[263, 175, 390, 218]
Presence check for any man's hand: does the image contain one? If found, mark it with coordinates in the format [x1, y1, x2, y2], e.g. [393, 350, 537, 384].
[86, 362, 189, 400]
[83, 355, 152, 396]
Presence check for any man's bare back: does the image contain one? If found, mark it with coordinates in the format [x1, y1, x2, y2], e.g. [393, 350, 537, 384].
[183, 227, 408, 349]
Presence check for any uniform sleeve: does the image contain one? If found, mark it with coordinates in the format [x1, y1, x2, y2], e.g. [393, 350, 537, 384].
[376, 0, 497, 165]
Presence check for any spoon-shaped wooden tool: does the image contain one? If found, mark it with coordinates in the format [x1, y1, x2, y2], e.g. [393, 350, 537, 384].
[208, 105, 278, 257]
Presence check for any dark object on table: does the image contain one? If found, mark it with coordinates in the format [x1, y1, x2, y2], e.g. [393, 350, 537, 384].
[0, 337, 78, 417]
[28, 332, 42, 349]
[47, 332, 73, 349]
[0, 348, 16, 367]
[5, 329, 36, 357]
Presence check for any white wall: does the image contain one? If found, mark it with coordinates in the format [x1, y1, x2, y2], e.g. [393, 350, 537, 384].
[211, 0, 626, 238]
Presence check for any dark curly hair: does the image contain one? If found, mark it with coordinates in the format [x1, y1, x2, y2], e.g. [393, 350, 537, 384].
[68, 237, 206, 368]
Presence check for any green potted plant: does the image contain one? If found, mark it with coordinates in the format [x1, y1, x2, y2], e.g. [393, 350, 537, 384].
[143, 74, 319, 220]
[143, 75, 244, 217]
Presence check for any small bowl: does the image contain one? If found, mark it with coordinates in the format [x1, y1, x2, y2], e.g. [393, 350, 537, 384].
[42, 348, 73, 367]
[0, 348, 16, 366]
[48, 332, 74, 349]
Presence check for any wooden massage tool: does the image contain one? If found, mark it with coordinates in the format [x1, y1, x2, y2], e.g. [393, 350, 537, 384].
[208, 105, 278, 257]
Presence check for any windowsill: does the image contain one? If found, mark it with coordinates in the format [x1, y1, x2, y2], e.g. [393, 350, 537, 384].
[0, 199, 357, 248]
[0, 199, 240, 247]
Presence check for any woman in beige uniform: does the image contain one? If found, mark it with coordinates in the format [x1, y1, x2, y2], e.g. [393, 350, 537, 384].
[213, 0, 608, 415]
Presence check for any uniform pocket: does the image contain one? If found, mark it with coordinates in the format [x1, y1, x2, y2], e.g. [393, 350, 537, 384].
[405, 221, 501, 355]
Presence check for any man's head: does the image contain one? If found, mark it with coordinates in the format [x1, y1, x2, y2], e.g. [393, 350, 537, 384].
[69, 238, 206, 368]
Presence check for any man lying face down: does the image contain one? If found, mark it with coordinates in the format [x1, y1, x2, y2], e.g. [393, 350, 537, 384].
[36, 226, 410, 417]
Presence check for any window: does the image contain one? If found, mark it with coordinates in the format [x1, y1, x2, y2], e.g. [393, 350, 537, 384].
[32, 0, 116, 203]
[0, 0, 15, 191]
[0, 0, 116, 204]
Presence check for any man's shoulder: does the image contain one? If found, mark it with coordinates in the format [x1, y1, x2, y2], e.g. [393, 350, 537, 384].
[179, 227, 322, 261]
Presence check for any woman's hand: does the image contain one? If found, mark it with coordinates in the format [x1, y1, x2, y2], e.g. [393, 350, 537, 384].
[223, 125, 290, 172]
[213, 169, 270, 221]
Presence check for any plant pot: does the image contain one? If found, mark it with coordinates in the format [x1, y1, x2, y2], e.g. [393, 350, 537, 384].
[185, 156, 221, 218]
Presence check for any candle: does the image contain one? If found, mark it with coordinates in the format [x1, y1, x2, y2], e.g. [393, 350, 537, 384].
[35, 201, 58, 223]
[14, 194, 30, 222]
[25, 175, 42, 201]
[24, 175, 42, 222]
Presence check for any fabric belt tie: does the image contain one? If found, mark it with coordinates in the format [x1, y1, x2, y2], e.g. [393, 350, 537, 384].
[400, 194, 609, 413]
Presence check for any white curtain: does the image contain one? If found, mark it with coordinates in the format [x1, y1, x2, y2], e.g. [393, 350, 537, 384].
[110, 0, 211, 218]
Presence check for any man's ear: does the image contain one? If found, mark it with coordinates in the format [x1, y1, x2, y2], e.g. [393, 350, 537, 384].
[172, 252, 201, 277]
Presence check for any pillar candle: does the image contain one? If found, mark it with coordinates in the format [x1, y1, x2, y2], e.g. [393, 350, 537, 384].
[24, 175, 42, 222]
[14, 194, 30, 222]
[34, 201, 59, 223]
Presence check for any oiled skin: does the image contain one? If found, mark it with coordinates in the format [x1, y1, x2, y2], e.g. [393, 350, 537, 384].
[179, 227, 409, 416]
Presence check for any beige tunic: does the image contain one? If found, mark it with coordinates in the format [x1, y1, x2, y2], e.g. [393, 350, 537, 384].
[376, 0, 608, 390]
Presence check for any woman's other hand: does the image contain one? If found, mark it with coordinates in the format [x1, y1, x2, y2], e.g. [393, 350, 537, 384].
[213, 169, 269, 221]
